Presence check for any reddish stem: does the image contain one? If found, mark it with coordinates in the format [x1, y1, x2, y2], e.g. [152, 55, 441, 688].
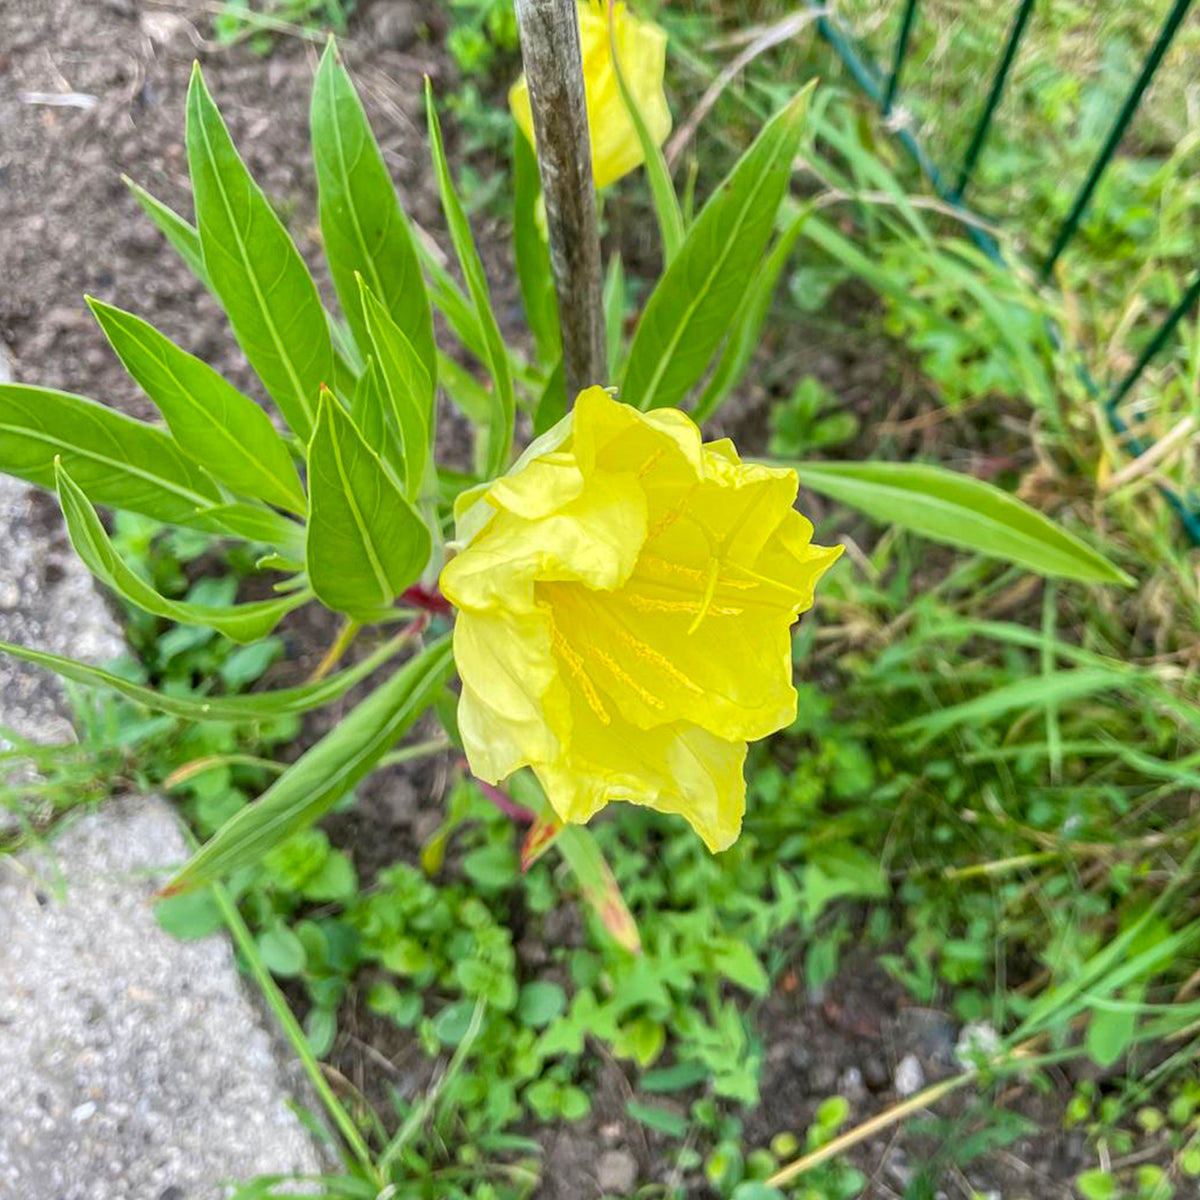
[401, 583, 453, 617]
[468, 769, 536, 824]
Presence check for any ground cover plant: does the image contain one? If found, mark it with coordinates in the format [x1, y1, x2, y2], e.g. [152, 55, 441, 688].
[2, 1, 1199, 1198]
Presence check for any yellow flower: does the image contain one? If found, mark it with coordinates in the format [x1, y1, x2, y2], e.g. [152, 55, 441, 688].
[510, 1, 672, 190]
[440, 388, 842, 852]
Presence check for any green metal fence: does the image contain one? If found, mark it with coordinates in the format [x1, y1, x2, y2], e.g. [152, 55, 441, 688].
[800, 0, 1200, 544]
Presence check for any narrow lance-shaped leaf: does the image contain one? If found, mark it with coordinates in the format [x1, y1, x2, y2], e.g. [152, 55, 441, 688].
[306, 390, 431, 619]
[188, 503, 307, 560]
[311, 40, 435, 387]
[123, 177, 364, 400]
[164, 633, 454, 893]
[87, 297, 306, 514]
[532, 358, 567, 439]
[414, 229, 491, 366]
[351, 356, 388, 454]
[603, 252, 626, 385]
[186, 63, 333, 442]
[691, 202, 812, 423]
[0, 383, 221, 526]
[122, 176, 211, 290]
[512, 127, 560, 367]
[608, 1, 684, 266]
[895, 668, 1128, 742]
[0, 629, 414, 723]
[437, 351, 492, 426]
[623, 84, 813, 411]
[357, 275, 432, 497]
[425, 79, 514, 478]
[55, 463, 309, 643]
[792, 460, 1133, 585]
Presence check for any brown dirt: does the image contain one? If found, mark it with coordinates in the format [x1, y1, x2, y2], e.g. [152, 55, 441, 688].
[0, 2, 1092, 1197]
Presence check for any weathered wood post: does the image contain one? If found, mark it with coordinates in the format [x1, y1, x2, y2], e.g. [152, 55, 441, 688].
[513, 0, 607, 400]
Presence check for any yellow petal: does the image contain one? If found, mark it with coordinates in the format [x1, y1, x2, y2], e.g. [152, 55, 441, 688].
[441, 468, 647, 613]
[537, 683, 746, 853]
[453, 608, 561, 782]
[508, 2, 671, 191]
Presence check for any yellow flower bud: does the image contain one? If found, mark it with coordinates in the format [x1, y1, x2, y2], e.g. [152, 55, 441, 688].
[509, 1, 672, 190]
[440, 388, 842, 852]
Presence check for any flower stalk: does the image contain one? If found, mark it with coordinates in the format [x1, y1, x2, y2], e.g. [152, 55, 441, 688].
[513, 0, 607, 397]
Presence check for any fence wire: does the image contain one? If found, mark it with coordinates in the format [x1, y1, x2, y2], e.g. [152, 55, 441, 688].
[800, 0, 1200, 544]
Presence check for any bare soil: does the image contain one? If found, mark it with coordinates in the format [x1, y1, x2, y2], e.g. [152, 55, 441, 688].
[0, 2, 1089, 1196]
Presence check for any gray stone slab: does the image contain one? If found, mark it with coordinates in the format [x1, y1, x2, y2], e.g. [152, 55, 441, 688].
[0, 472, 126, 748]
[0, 797, 322, 1199]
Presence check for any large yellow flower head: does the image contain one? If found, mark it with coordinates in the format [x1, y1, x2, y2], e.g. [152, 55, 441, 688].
[440, 388, 842, 852]
[509, 1, 672, 191]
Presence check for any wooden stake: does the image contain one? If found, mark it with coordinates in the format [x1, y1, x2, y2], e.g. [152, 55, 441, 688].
[513, 0, 607, 400]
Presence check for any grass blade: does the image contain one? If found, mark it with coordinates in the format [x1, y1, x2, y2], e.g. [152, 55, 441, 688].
[164, 633, 454, 892]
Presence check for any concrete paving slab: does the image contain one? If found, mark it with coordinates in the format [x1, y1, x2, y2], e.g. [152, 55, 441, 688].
[0, 797, 323, 1200]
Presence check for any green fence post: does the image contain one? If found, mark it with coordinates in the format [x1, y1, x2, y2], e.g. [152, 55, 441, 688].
[1041, 0, 1195, 279]
[882, 0, 921, 116]
[952, 0, 1037, 201]
[1107, 270, 1200, 413]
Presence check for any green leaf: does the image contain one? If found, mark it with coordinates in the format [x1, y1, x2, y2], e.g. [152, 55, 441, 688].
[437, 351, 492, 426]
[306, 391, 430, 619]
[800, 855, 888, 925]
[461, 842, 519, 890]
[626, 1100, 688, 1138]
[123, 176, 211, 289]
[425, 79, 514, 477]
[311, 41, 435, 389]
[0, 628, 414, 722]
[187, 63, 332, 442]
[712, 941, 769, 997]
[434, 999, 478, 1047]
[1086, 1001, 1139, 1068]
[516, 981, 567, 1029]
[604, 253, 626, 384]
[87, 297, 305, 514]
[623, 85, 812, 411]
[691, 203, 811, 423]
[219, 638, 284, 689]
[640, 1062, 711, 1092]
[357, 276, 432, 497]
[608, 3, 684, 265]
[1076, 1170, 1118, 1200]
[793, 461, 1132, 585]
[512, 127, 560, 367]
[415, 234, 490, 366]
[532, 358, 567, 439]
[155, 890, 224, 939]
[350, 356, 388, 451]
[259, 923, 308, 976]
[165, 633, 454, 892]
[187, 503, 306, 558]
[731, 1186, 786, 1200]
[896, 668, 1127, 741]
[0, 383, 222, 527]
[55, 464, 307, 643]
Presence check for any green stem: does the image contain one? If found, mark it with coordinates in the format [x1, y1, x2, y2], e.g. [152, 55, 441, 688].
[309, 617, 361, 683]
[206, 871, 380, 1183]
[376, 736, 450, 770]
